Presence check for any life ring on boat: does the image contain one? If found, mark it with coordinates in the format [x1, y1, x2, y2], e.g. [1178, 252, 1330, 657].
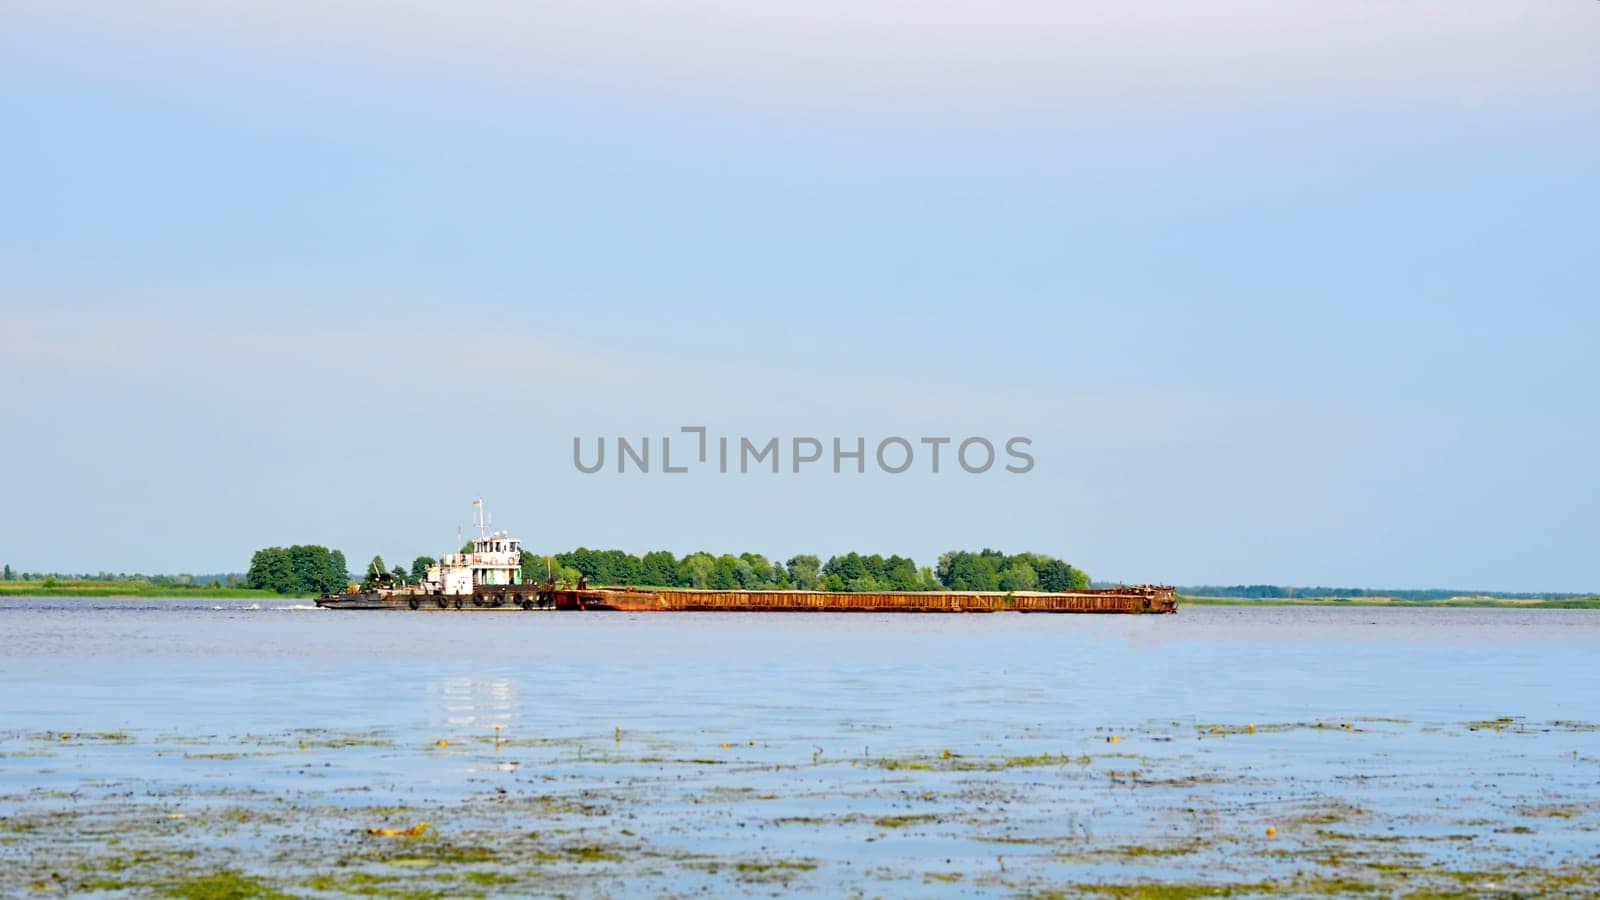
[435, 595, 447, 608]
[407, 596, 419, 610]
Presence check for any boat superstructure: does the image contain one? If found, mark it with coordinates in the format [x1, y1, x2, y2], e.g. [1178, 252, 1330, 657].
[423, 501, 522, 594]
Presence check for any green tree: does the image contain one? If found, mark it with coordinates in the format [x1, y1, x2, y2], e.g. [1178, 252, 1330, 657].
[861, 554, 888, 584]
[733, 559, 758, 588]
[739, 553, 779, 587]
[999, 561, 1039, 591]
[288, 545, 334, 594]
[599, 549, 641, 585]
[521, 551, 551, 584]
[710, 554, 740, 589]
[2, 564, 10, 581]
[677, 552, 714, 588]
[326, 550, 349, 591]
[559, 548, 600, 581]
[822, 553, 868, 585]
[939, 551, 1001, 590]
[786, 554, 821, 590]
[1035, 557, 1090, 591]
[246, 547, 296, 594]
[884, 555, 920, 591]
[640, 551, 677, 587]
[361, 555, 388, 590]
[411, 556, 437, 581]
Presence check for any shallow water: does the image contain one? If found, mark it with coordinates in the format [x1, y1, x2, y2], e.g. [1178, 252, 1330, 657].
[2, 599, 1598, 896]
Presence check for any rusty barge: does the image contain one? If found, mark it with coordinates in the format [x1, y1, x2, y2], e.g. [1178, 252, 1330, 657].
[319, 583, 1176, 614]
[315, 501, 1176, 614]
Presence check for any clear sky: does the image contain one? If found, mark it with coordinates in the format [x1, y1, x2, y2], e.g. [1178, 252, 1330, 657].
[3, 2, 1596, 591]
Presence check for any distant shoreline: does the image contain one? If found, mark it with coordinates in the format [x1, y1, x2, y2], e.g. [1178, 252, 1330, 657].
[2, 582, 1595, 609]
[0, 582, 313, 600]
[1179, 594, 1600, 610]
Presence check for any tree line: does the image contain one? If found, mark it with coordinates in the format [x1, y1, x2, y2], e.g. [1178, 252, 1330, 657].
[240, 545, 1090, 595]
[243, 547, 436, 593]
[518, 548, 1089, 593]
[1, 565, 244, 587]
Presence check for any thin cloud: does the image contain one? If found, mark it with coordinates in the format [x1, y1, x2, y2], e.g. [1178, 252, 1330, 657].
[16, 1, 1597, 115]
[0, 309, 641, 388]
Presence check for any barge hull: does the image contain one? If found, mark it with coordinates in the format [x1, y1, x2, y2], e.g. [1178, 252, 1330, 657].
[319, 585, 1176, 613]
[566, 586, 1174, 614]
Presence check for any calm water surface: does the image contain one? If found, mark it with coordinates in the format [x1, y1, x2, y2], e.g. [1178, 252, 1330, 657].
[2, 599, 1597, 896]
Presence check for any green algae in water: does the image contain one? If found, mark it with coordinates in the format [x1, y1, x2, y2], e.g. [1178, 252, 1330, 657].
[734, 860, 815, 873]
[873, 813, 944, 828]
[561, 845, 623, 862]
[377, 845, 500, 866]
[1004, 753, 1093, 767]
[1517, 804, 1580, 818]
[160, 871, 296, 900]
[877, 752, 1092, 771]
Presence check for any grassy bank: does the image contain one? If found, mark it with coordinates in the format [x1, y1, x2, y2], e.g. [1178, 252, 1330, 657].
[1179, 593, 1600, 610]
[0, 580, 313, 599]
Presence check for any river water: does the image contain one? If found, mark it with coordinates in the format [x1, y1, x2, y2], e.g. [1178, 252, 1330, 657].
[2, 599, 1597, 896]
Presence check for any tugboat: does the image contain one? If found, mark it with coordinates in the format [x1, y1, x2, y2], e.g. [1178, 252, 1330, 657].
[316, 500, 545, 610]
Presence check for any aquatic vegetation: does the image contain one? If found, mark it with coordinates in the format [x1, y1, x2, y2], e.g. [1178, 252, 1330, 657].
[1281, 803, 1367, 829]
[1516, 804, 1581, 819]
[875, 751, 1093, 772]
[160, 871, 296, 900]
[367, 821, 430, 837]
[376, 844, 500, 866]
[1196, 722, 1296, 736]
[873, 813, 944, 828]
[1029, 883, 1277, 898]
[1005, 753, 1094, 768]
[876, 757, 935, 771]
[1465, 716, 1523, 732]
[730, 859, 817, 883]
[554, 845, 623, 862]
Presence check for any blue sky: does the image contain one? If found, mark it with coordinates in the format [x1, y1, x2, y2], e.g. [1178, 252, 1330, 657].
[2, 2, 1596, 590]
